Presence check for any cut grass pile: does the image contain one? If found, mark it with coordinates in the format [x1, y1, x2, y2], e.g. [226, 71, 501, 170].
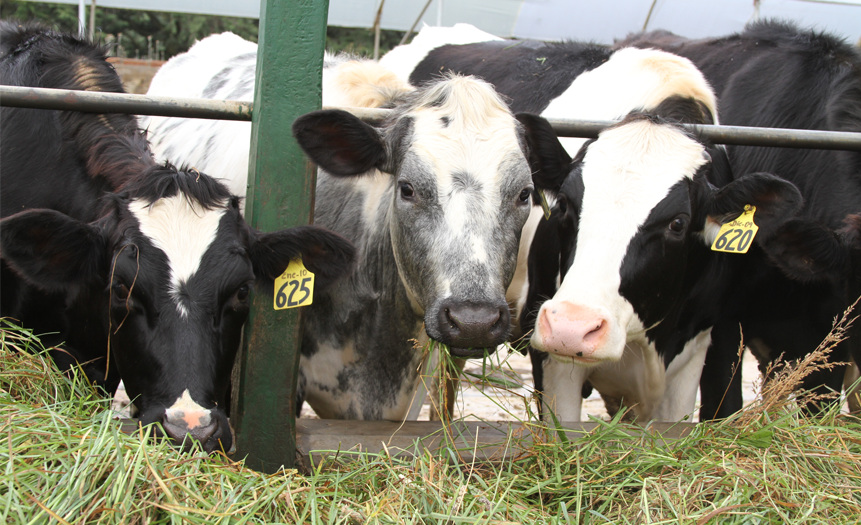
[2, 317, 860, 524]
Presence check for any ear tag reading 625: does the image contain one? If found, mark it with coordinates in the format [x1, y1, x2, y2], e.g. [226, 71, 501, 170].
[711, 205, 759, 254]
[274, 259, 315, 310]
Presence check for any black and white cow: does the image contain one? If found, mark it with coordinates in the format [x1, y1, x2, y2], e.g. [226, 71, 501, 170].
[522, 113, 801, 421]
[616, 20, 861, 419]
[143, 33, 562, 420]
[0, 22, 355, 452]
[384, 30, 745, 420]
[390, 21, 859, 421]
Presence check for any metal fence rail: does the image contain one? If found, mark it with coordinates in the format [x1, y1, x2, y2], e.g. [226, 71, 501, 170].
[0, 85, 253, 121]
[3, 85, 861, 151]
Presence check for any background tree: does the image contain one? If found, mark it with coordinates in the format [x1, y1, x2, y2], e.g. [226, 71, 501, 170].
[1, 1, 405, 59]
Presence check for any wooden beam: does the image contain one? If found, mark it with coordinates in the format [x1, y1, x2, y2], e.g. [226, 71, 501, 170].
[230, 0, 329, 474]
[295, 420, 695, 470]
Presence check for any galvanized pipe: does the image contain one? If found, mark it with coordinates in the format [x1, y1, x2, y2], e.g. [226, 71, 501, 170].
[3, 85, 861, 151]
[544, 118, 861, 151]
[0, 85, 253, 121]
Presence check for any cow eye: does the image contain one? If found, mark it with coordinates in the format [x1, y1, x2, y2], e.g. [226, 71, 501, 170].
[669, 217, 687, 233]
[236, 284, 250, 302]
[113, 282, 130, 300]
[518, 188, 531, 203]
[399, 182, 415, 200]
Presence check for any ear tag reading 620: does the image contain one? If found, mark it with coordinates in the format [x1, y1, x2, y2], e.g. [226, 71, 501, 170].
[274, 259, 315, 310]
[711, 205, 759, 254]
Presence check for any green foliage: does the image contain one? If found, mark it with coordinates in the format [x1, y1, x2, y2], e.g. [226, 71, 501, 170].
[326, 26, 406, 57]
[0, 1, 407, 61]
[1, 0, 258, 59]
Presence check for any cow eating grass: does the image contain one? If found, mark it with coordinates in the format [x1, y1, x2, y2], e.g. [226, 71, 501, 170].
[0, 22, 356, 452]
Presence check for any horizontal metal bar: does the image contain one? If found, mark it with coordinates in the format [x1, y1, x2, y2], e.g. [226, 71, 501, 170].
[3, 86, 861, 151]
[0, 85, 252, 121]
[545, 118, 861, 151]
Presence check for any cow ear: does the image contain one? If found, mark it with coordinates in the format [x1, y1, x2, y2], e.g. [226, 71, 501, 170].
[516, 113, 572, 192]
[0, 209, 107, 295]
[250, 225, 356, 290]
[292, 109, 386, 176]
[760, 218, 850, 283]
[702, 172, 802, 245]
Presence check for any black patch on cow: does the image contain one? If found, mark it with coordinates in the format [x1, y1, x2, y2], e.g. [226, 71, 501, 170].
[516, 113, 574, 193]
[292, 109, 387, 176]
[411, 39, 612, 114]
[619, 182, 694, 333]
[119, 164, 233, 209]
[761, 218, 850, 283]
[649, 95, 715, 125]
[708, 172, 802, 239]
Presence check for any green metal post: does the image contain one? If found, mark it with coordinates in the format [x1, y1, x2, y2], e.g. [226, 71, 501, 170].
[231, 0, 329, 473]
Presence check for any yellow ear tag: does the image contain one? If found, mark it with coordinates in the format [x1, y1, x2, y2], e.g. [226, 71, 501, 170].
[539, 189, 552, 220]
[274, 258, 314, 310]
[711, 205, 759, 254]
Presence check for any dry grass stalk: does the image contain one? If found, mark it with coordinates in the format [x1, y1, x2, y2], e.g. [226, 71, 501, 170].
[734, 299, 857, 427]
[4, 318, 861, 523]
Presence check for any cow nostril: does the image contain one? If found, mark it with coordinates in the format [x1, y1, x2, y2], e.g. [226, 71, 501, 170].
[490, 309, 502, 328]
[445, 308, 457, 329]
[583, 319, 606, 344]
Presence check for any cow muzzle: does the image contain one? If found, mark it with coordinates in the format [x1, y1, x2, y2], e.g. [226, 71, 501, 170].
[137, 393, 234, 454]
[532, 301, 616, 364]
[160, 405, 232, 453]
[432, 300, 509, 357]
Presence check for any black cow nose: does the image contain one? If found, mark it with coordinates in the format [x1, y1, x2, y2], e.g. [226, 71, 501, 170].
[437, 301, 510, 349]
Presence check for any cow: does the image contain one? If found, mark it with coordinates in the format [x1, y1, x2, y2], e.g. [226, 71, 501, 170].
[390, 26, 828, 420]
[142, 33, 563, 420]
[0, 22, 356, 452]
[616, 20, 861, 419]
[391, 21, 859, 421]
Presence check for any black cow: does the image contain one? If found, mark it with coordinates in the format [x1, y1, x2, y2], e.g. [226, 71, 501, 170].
[617, 20, 861, 419]
[0, 22, 355, 451]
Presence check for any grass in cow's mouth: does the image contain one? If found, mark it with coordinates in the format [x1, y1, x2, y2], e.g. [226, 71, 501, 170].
[417, 337, 537, 423]
[3, 318, 861, 523]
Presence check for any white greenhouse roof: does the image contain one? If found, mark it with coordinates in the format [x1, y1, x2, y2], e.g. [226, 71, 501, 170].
[23, 0, 861, 44]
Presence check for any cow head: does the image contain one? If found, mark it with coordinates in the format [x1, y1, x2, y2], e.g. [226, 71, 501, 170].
[0, 166, 355, 452]
[293, 75, 561, 357]
[522, 113, 802, 365]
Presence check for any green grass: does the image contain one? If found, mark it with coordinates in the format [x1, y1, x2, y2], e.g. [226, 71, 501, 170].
[2, 318, 860, 524]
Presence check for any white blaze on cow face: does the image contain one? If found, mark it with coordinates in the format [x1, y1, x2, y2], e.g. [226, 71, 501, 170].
[532, 119, 709, 363]
[130, 195, 227, 316]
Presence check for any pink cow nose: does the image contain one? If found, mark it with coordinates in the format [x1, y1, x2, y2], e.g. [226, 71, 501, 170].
[535, 301, 610, 359]
[162, 408, 218, 447]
